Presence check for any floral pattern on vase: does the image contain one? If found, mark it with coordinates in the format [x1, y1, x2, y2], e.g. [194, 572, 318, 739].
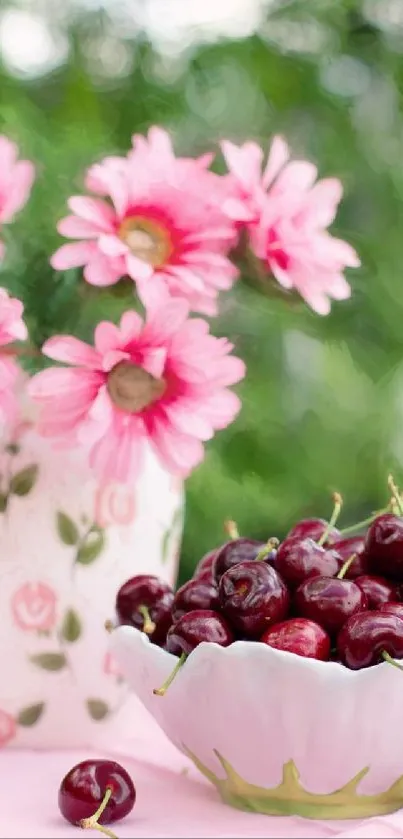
[0, 425, 183, 749]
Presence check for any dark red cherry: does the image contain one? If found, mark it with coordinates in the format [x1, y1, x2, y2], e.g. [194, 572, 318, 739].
[337, 611, 403, 669]
[330, 536, 368, 578]
[218, 559, 289, 638]
[294, 576, 367, 637]
[274, 537, 340, 590]
[286, 517, 340, 546]
[116, 574, 173, 646]
[59, 759, 135, 830]
[165, 609, 234, 655]
[193, 549, 218, 582]
[379, 602, 403, 619]
[261, 617, 331, 661]
[355, 574, 399, 610]
[171, 578, 219, 623]
[365, 513, 403, 580]
[213, 538, 270, 583]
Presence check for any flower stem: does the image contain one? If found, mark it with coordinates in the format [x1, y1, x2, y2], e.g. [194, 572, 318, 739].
[138, 605, 156, 635]
[153, 651, 187, 696]
[80, 787, 118, 839]
[382, 651, 403, 672]
[317, 493, 343, 547]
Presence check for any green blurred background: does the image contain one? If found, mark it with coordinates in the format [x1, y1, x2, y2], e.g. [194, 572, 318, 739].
[0, 0, 402, 583]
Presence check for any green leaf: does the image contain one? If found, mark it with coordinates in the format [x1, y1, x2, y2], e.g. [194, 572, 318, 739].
[10, 464, 38, 496]
[57, 511, 79, 545]
[30, 652, 67, 671]
[61, 608, 82, 643]
[76, 527, 105, 565]
[17, 702, 45, 727]
[0, 493, 9, 513]
[86, 699, 110, 721]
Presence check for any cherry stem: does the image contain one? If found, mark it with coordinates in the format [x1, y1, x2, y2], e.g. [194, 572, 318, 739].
[382, 650, 403, 672]
[104, 620, 115, 634]
[153, 651, 187, 696]
[388, 475, 403, 516]
[138, 605, 156, 635]
[337, 553, 357, 579]
[255, 537, 280, 561]
[224, 519, 239, 540]
[80, 787, 117, 839]
[317, 492, 343, 547]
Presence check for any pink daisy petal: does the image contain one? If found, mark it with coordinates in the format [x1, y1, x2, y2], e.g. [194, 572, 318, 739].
[94, 321, 122, 355]
[57, 215, 103, 239]
[42, 335, 102, 368]
[297, 178, 343, 229]
[119, 310, 143, 342]
[147, 414, 205, 476]
[98, 234, 128, 257]
[0, 136, 17, 170]
[51, 241, 98, 270]
[125, 253, 154, 282]
[221, 140, 263, 192]
[0, 161, 35, 223]
[261, 135, 290, 189]
[83, 252, 125, 287]
[68, 196, 116, 232]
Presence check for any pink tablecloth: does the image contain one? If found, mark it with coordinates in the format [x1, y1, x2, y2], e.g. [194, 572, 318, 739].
[2, 716, 403, 838]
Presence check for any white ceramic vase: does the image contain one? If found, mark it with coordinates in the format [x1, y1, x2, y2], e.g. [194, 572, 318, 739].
[0, 425, 183, 749]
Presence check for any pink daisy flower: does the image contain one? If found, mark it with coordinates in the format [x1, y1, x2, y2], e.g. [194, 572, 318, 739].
[0, 288, 28, 429]
[221, 136, 361, 316]
[51, 126, 238, 315]
[28, 299, 245, 483]
[0, 136, 35, 261]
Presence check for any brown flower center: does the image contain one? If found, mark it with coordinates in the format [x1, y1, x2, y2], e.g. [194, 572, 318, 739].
[107, 361, 166, 413]
[118, 215, 172, 267]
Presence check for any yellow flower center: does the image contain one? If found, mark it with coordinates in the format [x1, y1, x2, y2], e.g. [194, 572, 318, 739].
[118, 215, 173, 267]
[107, 361, 166, 413]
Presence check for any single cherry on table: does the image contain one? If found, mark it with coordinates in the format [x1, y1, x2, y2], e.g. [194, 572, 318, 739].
[59, 759, 135, 838]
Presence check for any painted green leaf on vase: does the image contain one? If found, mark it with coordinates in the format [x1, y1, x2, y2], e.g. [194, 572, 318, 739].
[61, 608, 82, 642]
[0, 492, 8, 512]
[10, 464, 38, 496]
[57, 511, 79, 546]
[76, 527, 105, 565]
[86, 699, 110, 721]
[29, 652, 67, 671]
[17, 702, 45, 726]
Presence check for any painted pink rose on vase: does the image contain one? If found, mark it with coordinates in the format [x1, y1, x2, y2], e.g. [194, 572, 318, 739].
[0, 136, 35, 262]
[0, 709, 16, 747]
[29, 298, 245, 484]
[51, 126, 238, 315]
[221, 136, 360, 315]
[11, 582, 57, 632]
[95, 481, 136, 528]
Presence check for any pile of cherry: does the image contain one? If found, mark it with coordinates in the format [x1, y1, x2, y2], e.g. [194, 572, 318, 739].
[113, 482, 403, 695]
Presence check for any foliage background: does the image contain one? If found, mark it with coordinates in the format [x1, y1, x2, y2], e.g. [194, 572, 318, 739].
[0, 0, 402, 582]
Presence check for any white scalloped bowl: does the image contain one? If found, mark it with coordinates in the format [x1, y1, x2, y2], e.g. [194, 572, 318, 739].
[111, 625, 403, 819]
